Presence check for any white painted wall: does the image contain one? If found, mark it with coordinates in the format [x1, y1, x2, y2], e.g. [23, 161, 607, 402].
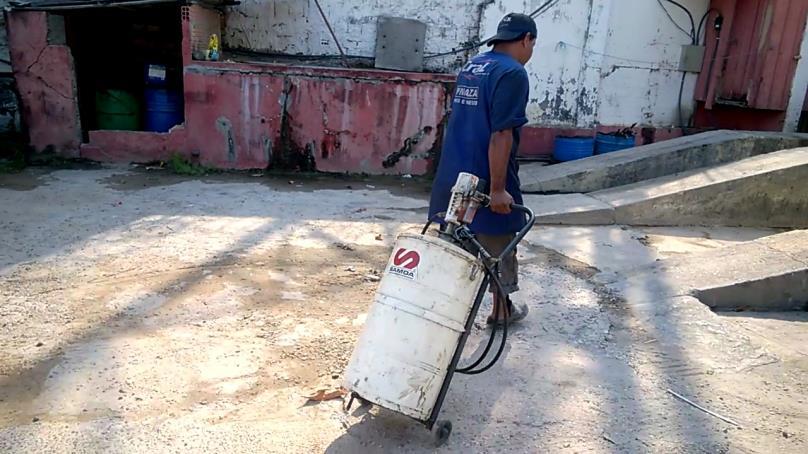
[481, 0, 709, 127]
[224, 0, 486, 71]
[479, 1, 599, 126]
[225, 0, 716, 127]
[598, 0, 708, 127]
[784, 15, 808, 132]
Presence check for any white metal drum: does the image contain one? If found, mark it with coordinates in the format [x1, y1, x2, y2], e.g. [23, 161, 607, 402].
[344, 233, 484, 421]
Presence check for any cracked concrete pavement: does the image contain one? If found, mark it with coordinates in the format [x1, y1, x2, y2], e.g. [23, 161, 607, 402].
[0, 166, 805, 453]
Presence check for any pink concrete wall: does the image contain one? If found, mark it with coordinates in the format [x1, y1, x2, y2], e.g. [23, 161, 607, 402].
[178, 5, 452, 174]
[0, 2, 452, 175]
[183, 62, 452, 174]
[81, 128, 188, 163]
[4, 6, 716, 172]
[184, 69, 285, 169]
[8, 11, 81, 155]
[285, 77, 447, 174]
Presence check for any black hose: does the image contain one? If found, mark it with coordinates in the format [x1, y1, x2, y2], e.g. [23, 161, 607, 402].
[461, 326, 507, 374]
[455, 268, 508, 375]
[660, 1, 697, 128]
[697, 8, 719, 45]
[421, 213, 446, 235]
[664, 0, 697, 44]
[456, 265, 501, 373]
[424, 0, 559, 60]
[312, 0, 348, 67]
[457, 268, 510, 375]
[444, 204, 533, 374]
[527, 0, 561, 18]
[456, 311, 500, 373]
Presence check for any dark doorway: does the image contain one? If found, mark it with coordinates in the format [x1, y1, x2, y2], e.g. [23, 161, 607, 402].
[63, 4, 184, 141]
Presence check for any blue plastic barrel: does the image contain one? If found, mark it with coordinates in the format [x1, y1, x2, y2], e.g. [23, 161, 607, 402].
[553, 136, 595, 162]
[145, 63, 168, 87]
[595, 132, 635, 154]
[144, 89, 183, 133]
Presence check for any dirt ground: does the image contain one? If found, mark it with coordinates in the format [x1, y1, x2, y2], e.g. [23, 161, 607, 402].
[1, 166, 806, 453]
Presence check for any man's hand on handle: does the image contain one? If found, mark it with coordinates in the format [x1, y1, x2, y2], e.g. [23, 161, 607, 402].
[489, 189, 513, 214]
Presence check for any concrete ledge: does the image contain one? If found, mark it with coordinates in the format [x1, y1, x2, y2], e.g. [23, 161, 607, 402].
[695, 269, 808, 311]
[520, 130, 808, 193]
[523, 194, 615, 225]
[755, 229, 808, 264]
[525, 147, 808, 228]
[607, 230, 808, 306]
[590, 148, 808, 228]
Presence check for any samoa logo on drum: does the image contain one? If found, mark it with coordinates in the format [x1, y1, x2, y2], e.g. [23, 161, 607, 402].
[388, 248, 421, 279]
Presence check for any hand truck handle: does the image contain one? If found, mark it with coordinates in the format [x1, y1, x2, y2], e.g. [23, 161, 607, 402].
[496, 203, 535, 262]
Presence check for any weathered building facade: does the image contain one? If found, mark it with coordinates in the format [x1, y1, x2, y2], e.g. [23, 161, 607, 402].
[224, 0, 808, 152]
[6, 0, 808, 173]
[7, 1, 452, 174]
[0, 0, 21, 136]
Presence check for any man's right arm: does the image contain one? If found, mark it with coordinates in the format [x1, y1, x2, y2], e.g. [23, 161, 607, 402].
[488, 130, 514, 214]
[488, 69, 530, 214]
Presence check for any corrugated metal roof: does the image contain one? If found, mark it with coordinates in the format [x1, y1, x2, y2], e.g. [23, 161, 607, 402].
[8, 0, 237, 10]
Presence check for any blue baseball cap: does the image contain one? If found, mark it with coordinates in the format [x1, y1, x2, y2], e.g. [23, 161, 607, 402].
[487, 13, 538, 46]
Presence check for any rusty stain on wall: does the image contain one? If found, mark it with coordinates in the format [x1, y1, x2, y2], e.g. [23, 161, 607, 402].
[575, 86, 596, 119]
[382, 125, 434, 168]
[215, 116, 235, 162]
[320, 129, 344, 159]
[538, 82, 575, 124]
[273, 76, 314, 171]
[263, 75, 452, 173]
[572, 0, 595, 125]
[262, 134, 272, 163]
[425, 112, 448, 173]
[179, 61, 455, 173]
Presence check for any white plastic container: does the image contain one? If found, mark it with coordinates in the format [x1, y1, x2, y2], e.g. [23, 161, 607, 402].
[344, 232, 484, 421]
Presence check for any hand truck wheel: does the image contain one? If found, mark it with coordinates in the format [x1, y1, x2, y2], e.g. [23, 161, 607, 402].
[432, 420, 452, 446]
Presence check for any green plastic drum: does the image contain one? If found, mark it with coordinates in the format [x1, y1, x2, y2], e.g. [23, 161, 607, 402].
[95, 89, 140, 131]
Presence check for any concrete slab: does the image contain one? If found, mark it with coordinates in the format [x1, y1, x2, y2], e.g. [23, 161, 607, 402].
[602, 230, 808, 308]
[696, 269, 808, 311]
[3, 168, 806, 453]
[636, 226, 780, 259]
[522, 193, 614, 225]
[718, 312, 808, 357]
[524, 226, 659, 273]
[755, 229, 808, 264]
[524, 226, 783, 275]
[520, 130, 808, 194]
[590, 147, 808, 228]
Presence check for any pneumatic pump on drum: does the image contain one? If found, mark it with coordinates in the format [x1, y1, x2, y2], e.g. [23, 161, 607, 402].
[343, 172, 535, 446]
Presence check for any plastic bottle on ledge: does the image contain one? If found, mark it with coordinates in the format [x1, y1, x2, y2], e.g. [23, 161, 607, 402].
[206, 34, 220, 61]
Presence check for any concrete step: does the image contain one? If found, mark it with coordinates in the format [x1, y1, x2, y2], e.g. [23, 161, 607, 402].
[600, 230, 808, 311]
[524, 147, 808, 228]
[520, 130, 808, 194]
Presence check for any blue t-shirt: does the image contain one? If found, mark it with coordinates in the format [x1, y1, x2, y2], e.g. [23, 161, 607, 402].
[429, 51, 529, 235]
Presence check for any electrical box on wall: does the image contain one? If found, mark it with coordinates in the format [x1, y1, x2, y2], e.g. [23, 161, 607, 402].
[679, 44, 705, 73]
[375, 16, 426, 72]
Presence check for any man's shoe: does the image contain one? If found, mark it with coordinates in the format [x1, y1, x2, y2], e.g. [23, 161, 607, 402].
[486, 298, 529, 326]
